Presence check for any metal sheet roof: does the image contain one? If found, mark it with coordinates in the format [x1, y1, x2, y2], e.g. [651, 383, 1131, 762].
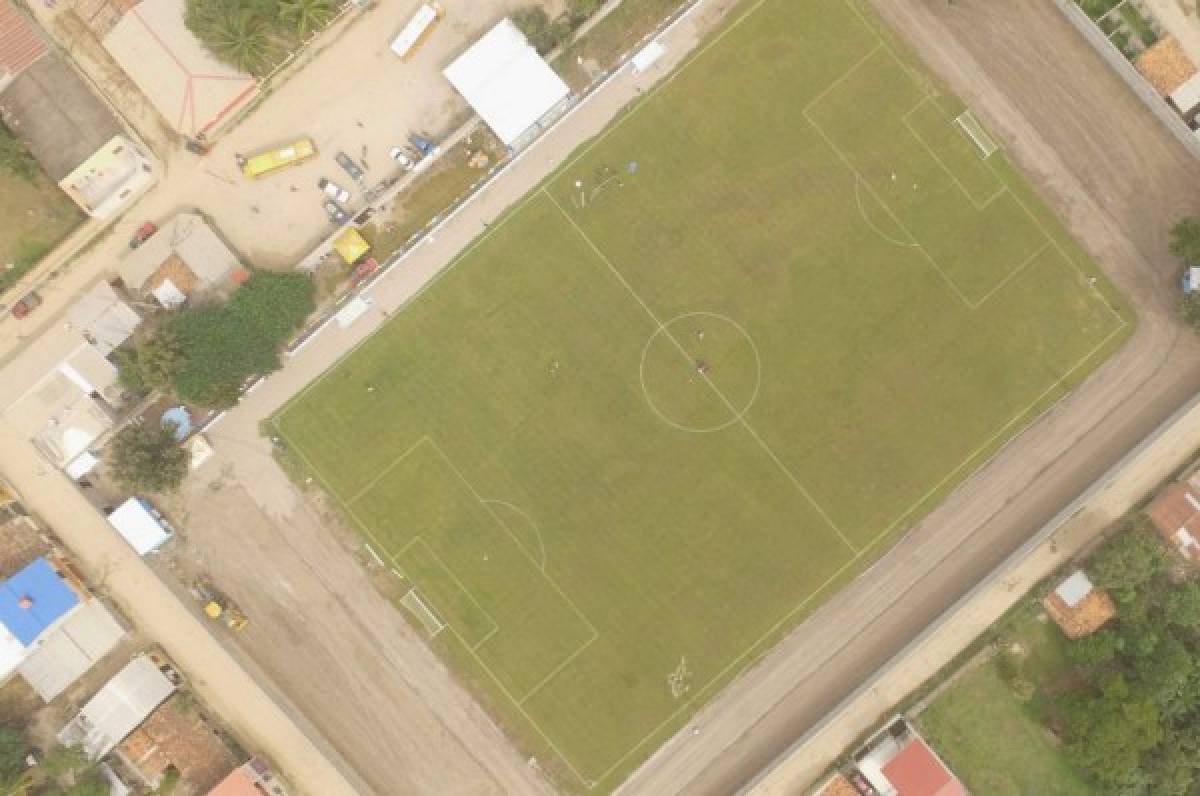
[18, 598, 125, 701]
[0, 557, 79, 646]
[58, 654, 175, 759]
[443, 18, 570, 146]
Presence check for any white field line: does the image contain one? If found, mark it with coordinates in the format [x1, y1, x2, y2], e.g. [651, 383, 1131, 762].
[402, 536, 503, 646]
[542, 187, 859, 557]
[346, 435, 430, 504]
[969, 240, 1053, 308]
[901, 96, 1006, 210]
[854, 177, 919, 248]
[519, 634, 600, 706]
[424, 438, 601, 641]
[805, 46, 1071, 312]
[985, 156, 1128, 328]
[482, 499, 549, 573]
[271, 0, 1134, 784]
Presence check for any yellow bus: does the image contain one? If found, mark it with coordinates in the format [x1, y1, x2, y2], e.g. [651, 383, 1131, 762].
[239, 137, 317, 179]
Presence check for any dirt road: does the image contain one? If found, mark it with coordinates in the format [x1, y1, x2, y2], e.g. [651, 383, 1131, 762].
[616, 1, 1200, 793]
[750, 389, 1200, 793]
[0, 0, 551, 358]
[0, 431, 360, 796]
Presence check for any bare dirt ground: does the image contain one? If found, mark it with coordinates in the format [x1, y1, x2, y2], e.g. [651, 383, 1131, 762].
[616, 1, 1200, 793]
[7, 0, 1200, 794]
[0, 0, 557, 357]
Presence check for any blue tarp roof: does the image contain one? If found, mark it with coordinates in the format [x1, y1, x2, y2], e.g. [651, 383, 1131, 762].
[0, 558, 78, 646]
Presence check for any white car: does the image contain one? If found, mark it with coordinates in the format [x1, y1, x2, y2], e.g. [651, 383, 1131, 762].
[388, 147, 415, 171]
[318, 177, 350, 203]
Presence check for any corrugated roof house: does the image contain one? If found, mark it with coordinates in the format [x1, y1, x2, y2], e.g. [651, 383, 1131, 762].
[1147, 472, 1200, 563]
[58, 654, 176, 759]
[117, 213, 240, 306]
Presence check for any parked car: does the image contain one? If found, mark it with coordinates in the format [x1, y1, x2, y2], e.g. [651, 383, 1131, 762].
[10, 292, 42, 319]
[409, 133, 438, 157]
[129, 221, 157, 249]
[323, 200, 349, 224]
[335, 151, 365, 182]
[388, 147, 415, 171]
[318, 178, 350, 203]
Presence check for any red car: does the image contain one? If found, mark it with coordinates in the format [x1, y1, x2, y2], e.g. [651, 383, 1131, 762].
[10, 292, 42, 319]
[129, 221, 158, 249]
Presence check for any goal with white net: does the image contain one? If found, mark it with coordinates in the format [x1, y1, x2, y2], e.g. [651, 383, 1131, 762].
[400, 587, 446, 637]
[955, 110, 998, 159]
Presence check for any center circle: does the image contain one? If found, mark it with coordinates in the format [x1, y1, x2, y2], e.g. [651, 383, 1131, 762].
[639, 312, 761, 433]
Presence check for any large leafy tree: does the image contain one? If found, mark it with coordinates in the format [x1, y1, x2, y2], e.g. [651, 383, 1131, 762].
[169, 270, 313, 408]
[109, 422, 189, 493]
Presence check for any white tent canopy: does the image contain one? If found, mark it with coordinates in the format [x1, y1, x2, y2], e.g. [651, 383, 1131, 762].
[106, 499, 172, 555]
[443, 18, 570, 147]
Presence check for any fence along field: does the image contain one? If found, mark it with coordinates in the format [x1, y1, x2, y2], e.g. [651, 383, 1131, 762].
[274, 0, 1130, 789]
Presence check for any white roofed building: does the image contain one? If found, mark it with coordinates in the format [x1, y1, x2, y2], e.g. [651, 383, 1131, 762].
[0, 281, 141, 472]
[444, 18, 570, 149]
[106, 499, 173, 556]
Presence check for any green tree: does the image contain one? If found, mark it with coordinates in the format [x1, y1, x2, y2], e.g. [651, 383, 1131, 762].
[0, 125, 37, 182]
[1163, 580, 1200, 628]
[205, 10, 275, 75]
[138, 331, 187, 390]
[1067, 628, 1123, 671]
[1064, 683, 1162, 788]
[1089, 526, 1167, 603]
[1170, 217, 1200, 264]
[109, 422, 189, 492]
[512, 6, 571, 54]
[278, 0, 336, 36]
[169, 270, 313, 408]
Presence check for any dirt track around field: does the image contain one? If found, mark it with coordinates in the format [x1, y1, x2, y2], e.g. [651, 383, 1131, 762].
[616, 1, 1200, 793]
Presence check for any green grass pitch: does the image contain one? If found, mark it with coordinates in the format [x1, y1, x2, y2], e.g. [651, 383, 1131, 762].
[274, 0, 1130, 788]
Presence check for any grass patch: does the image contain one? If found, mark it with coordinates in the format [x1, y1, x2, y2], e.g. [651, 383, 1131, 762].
[920, 659, 1096, 796]
[274, 0, 1129, 789]
[1117, 2, 1157, 47]
[1078, 0, 1120, 21]
[0, 173, 83, 297]
[557, 0, 690, 90]
[360, 129, 504, 259]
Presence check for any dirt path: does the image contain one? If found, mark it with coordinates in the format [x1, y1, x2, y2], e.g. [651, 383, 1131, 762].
[750, 389, 1200, 793]
[616, 1, 1200, 793]
[0, 431, 360, 796]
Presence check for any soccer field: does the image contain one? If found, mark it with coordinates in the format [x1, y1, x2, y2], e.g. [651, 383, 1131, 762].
[274, 0, 1129, 789]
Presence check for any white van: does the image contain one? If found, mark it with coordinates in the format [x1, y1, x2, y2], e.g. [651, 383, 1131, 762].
[391, 3, 443, 60]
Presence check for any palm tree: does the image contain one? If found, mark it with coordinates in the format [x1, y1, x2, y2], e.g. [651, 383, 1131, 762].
[278, 0, 337, 37]
[207, 10, 276, 75]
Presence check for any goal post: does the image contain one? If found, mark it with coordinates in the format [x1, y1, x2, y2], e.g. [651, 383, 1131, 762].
[955, 110, 998, 159]
[400, 587, 446, 637]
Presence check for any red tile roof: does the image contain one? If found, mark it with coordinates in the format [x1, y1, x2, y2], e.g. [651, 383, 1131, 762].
[0, 2, 46, 79]
[882, 738, 967, 796]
